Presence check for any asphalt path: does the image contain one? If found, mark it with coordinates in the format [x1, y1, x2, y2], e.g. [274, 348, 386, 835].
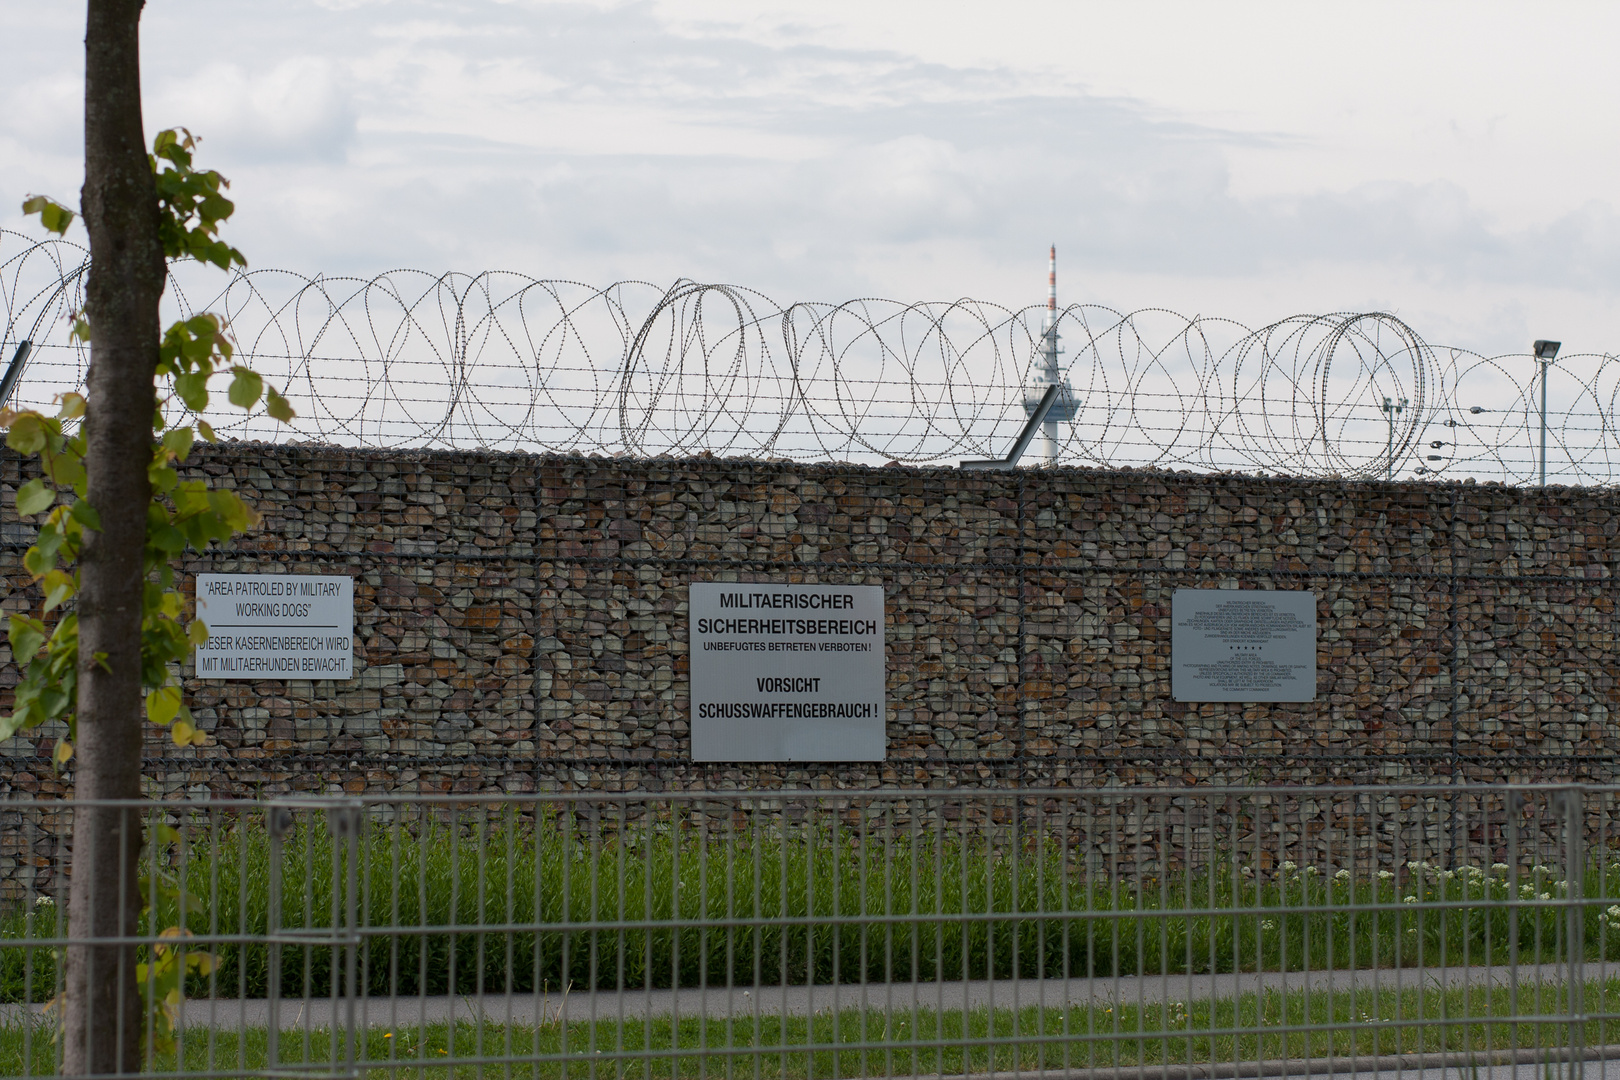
[7, 963, 1617, 1032]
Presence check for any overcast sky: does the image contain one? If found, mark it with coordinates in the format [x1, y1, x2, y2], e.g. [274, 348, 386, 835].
[3, 0, 1618, 358]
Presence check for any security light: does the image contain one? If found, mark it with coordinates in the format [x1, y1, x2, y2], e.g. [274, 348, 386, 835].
[1534, 340, 1561, 362]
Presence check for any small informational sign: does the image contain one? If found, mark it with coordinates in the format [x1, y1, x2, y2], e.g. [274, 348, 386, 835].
[1172, 589, 1316, 702]
[194, 574, 354, 680]
[690, 582, 885, 762]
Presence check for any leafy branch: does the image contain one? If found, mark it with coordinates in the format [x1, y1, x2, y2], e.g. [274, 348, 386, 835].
[7, 128, 294, 763]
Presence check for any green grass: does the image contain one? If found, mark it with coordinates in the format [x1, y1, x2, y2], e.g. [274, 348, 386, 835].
[1, 809, 1610, 1005]
[1, 981, 1612, 1078]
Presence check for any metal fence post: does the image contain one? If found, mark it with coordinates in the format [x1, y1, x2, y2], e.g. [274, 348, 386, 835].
[1560, 787, 1587, 1080]
[265, 804, 294, 1073]
[327, 803, 364, 1080]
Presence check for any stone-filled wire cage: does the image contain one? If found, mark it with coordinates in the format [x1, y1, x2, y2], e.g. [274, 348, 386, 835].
[1, 442, 1615, 799]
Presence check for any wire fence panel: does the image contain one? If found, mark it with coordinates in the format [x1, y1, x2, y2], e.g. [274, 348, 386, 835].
[8, 787, 1620, 1078]
[6, 230, 1620, 484]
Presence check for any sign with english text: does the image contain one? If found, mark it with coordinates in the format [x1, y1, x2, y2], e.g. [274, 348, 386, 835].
[194, 574, 354, 680]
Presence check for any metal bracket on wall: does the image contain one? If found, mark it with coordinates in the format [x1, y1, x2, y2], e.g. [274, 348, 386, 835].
[959, 381, 1059, 470]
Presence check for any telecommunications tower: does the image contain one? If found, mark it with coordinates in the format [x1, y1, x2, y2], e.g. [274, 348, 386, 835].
[1022, 245, 1076, 463]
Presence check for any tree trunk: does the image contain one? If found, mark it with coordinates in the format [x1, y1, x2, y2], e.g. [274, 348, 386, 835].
[65, 0, 161, 1074]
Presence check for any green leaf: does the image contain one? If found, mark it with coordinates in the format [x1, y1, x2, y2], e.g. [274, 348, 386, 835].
[171, 479, 210, 517]
[158, 590, 182, 619]
[69, 500, 101, 531]
[56, 393, 86, 420]
[39, 685, 69, 719]
[34, 522, 65, 559]
[227, 367, 262, 409]
[7, 413, 46, 454]
[146, 685, 182, 727]
[208, 489, 258, 531]
[153, 128, 184, 158]
[149, 524, 187, 554]
[162, 426, 195, 461]
[174, 371, 209, 412]
[148, 462, 179, 494]
[197, 420, 216, 443]
[8, 616, 46, 663]
[22, 196, 75, 236]
[48, 454, 85, 489]
[23, 544, 57, 580]
[16, 478, 54, 516]
[186, 313, 220, 338]
[199, 193, 233, 222]
[41, 570, 74, 613]
[0, 710, 32, 741]
[265, 388, 296, 423]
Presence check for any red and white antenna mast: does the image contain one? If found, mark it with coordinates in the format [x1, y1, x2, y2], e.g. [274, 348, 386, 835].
[1024, 244, 1073, 463]
[1047, 244, 1057, 326]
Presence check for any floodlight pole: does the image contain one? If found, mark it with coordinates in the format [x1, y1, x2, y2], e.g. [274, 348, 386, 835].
[1381, 396, 1406, 481]
[1533, 339, 1561, 487]
[1540, 360, 1548, 487]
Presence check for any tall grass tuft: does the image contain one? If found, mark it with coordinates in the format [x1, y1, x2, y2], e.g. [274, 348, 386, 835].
[0, 809, 1601, 1003]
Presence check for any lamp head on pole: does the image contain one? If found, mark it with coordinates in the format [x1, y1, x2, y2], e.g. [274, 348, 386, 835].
[1534, 339, 1561, 362]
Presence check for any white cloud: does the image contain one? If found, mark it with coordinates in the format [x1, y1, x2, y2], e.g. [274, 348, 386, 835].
[0, 0, 1616, 362]
[148, 58, 356, 163]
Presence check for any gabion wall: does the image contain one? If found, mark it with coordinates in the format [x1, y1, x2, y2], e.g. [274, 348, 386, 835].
[0, 444, 1614, 797]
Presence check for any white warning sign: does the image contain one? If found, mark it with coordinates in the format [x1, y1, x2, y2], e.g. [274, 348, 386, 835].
[690, 582, 885, 762]
[194, 574, 354, 680]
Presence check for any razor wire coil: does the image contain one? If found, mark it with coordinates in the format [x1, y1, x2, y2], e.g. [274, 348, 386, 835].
[3, 229, 1614, 485]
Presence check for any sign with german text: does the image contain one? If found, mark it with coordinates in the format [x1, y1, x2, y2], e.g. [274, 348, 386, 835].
[1171, 588, 1316, 702]
[194, 574, 354, 680]
[690, 582, 885, 761]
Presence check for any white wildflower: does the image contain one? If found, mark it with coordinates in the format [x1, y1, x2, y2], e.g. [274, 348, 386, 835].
[1261, 920, 1276, 931]
[1281, 861, 1297, 873]
[1335, 869, 1351, 882]
[1377, 870, 1394, 881]
[1538, 892, 1551, 901]
[1439, 870, 1455, 881]
[1404, 895, 1419, 904]
[1492, 863, 1510, 875]
[34, 895, 53, 907]
[1606, 905, 1620, 920]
